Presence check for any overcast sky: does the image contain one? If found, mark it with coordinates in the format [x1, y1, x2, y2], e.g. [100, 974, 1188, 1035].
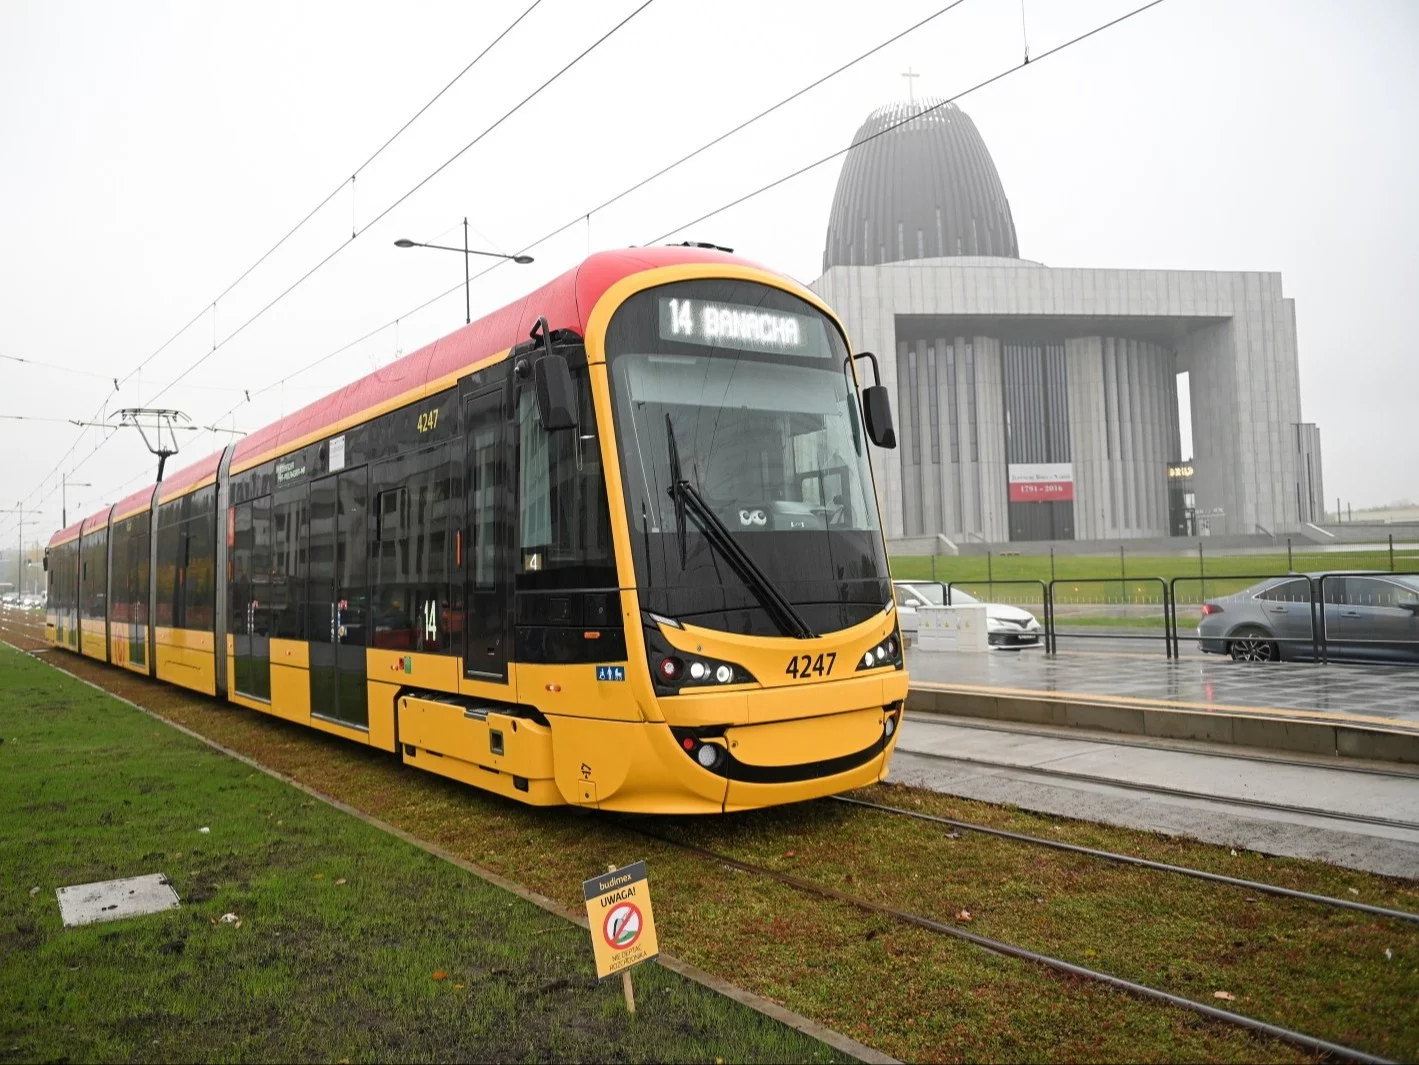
[2, 0, 1415, 544]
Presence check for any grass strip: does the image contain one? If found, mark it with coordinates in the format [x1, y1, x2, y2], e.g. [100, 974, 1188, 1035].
[6, 643, 1361, 1062]
[0, 643, 845, 1064]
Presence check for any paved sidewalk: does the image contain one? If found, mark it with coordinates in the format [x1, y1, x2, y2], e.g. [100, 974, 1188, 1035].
[892, 713, 1419, 877]
[907, 646, 1419, 727]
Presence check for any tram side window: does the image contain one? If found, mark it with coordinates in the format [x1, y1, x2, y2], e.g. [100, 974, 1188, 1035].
[515, 365, 614, 589]
[270, 487, 308, 640]
[155, 501, 182, 627]
[81, 530, 108, 621]
[371, 445, 458, 654]
[155, 487, 217, 631]
[184, 488, 216, 631]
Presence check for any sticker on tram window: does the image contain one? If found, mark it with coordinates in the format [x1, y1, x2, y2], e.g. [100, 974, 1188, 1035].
[596, 665, 625, 682]
[784, 652, 836, 680]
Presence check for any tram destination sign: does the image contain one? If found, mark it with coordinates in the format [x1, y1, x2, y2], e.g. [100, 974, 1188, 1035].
[659, 297, 830, 357]
[582, 861, 659, 981]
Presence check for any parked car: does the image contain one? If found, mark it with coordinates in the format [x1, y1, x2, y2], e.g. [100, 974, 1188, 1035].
[893, 579, 1044, 649]
[1197, 572, 1419, 663]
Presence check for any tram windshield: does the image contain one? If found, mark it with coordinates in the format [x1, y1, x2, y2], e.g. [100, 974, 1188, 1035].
[605, 279, 890, 636]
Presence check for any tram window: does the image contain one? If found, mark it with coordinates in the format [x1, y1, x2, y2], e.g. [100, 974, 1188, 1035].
[155, 503, 182, 627]
[377, 487, 406, 542]
[372, 445, 457, 654]
[270, 488, 307, 640]
[514, 368, 614, 588]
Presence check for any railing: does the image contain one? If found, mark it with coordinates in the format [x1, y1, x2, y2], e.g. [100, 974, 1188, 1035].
[944, 579, 1052, 651]
[1048, 577, 1173, 658]
[902, 569, 1419, 665]
[1168, 573, 1322, 661]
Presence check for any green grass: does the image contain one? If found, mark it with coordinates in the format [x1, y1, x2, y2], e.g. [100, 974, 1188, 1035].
[19, 636, 1419, 1063]
[0, 644, 844, 1064]
[892, 547, 1419, 605]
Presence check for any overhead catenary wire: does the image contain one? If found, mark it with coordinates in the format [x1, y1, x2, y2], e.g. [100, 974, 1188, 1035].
[144, 0, 659, 409]
[120, 0, 548, 394]
[646, 0, 1170, 245]
[199, 0, 984, 427]
[26, 0, 1163, 536]
[10, 2, 546, 515]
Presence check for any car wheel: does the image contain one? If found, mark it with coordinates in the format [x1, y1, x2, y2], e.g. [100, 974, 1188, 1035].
[1227, 627, 1278, 663]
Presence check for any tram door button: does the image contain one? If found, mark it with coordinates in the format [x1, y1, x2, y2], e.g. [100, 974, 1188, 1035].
[489, 729, 504, 756]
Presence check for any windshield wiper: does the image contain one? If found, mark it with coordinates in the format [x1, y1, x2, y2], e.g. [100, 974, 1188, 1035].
[663, 413, 816, 640]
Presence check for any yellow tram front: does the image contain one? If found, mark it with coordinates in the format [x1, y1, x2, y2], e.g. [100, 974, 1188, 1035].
[572, 266, 907, 812]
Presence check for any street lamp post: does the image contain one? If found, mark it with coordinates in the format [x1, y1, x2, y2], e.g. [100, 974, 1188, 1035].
[394, 220, 533, 325]
[63, 475, 92, 528]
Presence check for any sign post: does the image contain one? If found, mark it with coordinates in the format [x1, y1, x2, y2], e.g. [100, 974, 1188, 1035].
[583, 862, 659, 1013]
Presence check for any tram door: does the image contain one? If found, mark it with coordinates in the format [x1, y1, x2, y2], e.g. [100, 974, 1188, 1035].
[463, 388, 509, 681]
[309, 468, 370, 727]
[231, 496, 272, 700]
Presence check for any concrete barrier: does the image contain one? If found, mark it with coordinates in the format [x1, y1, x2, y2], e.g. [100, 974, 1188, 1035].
[906, 685, 1419, 765]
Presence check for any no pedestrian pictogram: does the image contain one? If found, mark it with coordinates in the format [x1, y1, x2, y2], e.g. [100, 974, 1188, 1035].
[582, 861, 659, 985]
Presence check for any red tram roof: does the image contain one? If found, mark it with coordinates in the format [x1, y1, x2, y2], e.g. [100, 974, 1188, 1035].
[50, 245, 777, 543]
[79, 505, 114, 536]
[113, 484, 157, 521]
[49, 519, 85, 548]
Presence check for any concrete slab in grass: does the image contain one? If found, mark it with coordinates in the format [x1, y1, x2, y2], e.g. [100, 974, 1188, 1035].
[56, 874, 180, 927]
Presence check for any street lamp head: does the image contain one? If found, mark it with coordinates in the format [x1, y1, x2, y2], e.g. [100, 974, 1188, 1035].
[393, 239, 417, 248]
[513, 255, 535, 264]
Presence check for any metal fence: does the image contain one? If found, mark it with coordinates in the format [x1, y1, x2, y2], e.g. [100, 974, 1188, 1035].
[901, 569, 1419, 663]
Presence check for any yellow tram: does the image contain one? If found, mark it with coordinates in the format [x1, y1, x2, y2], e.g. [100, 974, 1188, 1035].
[46, 247, 907, 812]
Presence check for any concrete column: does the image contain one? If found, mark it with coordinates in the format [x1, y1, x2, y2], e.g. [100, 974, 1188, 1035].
[974, 337, 1008, 540]
[934, 335, 958, 534]
[1066, 336, 1107, 540]
[953, 336, 977, 537]
[915, 339, 938, 533]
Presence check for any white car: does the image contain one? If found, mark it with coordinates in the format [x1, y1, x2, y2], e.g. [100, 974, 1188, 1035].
[893, 579, 1044, 649]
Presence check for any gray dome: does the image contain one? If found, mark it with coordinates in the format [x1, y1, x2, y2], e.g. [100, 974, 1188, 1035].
[823, 98, 1019, 271]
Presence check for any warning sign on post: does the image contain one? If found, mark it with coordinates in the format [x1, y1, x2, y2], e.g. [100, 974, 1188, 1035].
[583, 861, 659, 980]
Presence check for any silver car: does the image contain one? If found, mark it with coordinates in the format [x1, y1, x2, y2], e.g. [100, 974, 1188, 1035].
[1197, 572, 1419, 663]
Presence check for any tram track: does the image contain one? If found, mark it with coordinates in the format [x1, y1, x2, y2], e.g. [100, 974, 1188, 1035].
[625, 821, 1395, 1065]
[831, 795, 1419, 925]
[894, 746, 1419, 834]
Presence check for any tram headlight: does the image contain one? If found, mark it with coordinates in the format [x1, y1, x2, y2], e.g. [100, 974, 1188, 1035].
[695, 743, 721, 768]
[857, 630, 904, 671]
[689, 661, 708, 681]
[714, 664, 733, 684]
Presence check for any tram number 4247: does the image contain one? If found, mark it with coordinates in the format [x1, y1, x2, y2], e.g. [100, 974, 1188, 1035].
[784, 652, 835, 679]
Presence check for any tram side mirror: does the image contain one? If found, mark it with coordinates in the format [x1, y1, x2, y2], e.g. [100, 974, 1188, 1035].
[850, 351, 896, 449]
[534, 354, 578, 431]
[862, 386, 896, 449]
[529, 315, 578, 431]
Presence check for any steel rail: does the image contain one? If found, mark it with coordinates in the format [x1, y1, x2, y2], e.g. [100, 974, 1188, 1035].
[629, 827, 1393, 1065]
[833, 796, 1419, 925]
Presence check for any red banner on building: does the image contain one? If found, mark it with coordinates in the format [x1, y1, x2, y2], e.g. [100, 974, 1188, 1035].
[1008, 463, 1074, 503]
